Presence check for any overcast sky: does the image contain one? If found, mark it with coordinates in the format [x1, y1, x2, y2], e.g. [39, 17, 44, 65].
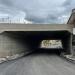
[0, 0, 75, 24]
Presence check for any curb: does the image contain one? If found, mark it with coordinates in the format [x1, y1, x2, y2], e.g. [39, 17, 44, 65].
[0, 51, 33, 64]
[60, 53, 75, 64]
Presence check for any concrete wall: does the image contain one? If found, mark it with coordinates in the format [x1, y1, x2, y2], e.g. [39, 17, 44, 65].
[0, 32, 30, 58]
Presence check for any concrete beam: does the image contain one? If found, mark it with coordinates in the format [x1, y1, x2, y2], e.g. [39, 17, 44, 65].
[0, 23, 73, 33]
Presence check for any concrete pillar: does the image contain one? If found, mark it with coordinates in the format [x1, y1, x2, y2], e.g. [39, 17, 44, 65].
[69, 34, 73, 55]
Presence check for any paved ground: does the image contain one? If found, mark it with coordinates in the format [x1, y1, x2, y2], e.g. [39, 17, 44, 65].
[0, 53, 75, 75]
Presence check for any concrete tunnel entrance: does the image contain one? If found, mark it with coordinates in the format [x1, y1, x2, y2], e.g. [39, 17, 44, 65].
[3, 30, 72, 56]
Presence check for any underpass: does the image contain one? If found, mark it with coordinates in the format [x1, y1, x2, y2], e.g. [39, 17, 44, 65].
[5, 30, 72, 54]
[0, 24, 73, 58]
[0, 24, 74, 75]
[0, 30, 74, 75]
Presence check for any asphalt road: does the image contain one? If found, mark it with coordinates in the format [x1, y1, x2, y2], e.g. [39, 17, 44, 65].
[0, 53, 75, 75]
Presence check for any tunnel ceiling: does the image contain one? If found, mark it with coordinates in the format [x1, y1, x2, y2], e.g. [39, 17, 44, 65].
[5, 31, 71, 48]
[13, 31, 70, 39]
[5, 31, 70, 39]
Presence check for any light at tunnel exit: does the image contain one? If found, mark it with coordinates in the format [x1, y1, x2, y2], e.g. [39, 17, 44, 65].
[40, 40, 63, 49]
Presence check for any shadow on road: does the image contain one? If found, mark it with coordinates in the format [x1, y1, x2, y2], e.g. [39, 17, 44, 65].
[26, 49, 61, 57]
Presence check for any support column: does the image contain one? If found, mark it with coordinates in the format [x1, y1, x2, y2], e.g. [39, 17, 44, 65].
[69, 34, 73, 55]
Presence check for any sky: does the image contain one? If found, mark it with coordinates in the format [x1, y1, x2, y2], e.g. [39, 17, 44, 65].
[0, 0, 75, 24]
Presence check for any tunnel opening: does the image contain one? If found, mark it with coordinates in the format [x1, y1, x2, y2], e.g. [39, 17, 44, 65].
[2, 30, 71, 56]
[37, 39, 63, 55]
[24, 31, 71, 54]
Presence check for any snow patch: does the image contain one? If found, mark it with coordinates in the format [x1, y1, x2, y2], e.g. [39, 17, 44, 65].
[0, 53, 25, 63]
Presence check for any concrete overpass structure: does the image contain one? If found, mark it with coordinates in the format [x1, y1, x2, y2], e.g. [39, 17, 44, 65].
[0, 10, 74, 59]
